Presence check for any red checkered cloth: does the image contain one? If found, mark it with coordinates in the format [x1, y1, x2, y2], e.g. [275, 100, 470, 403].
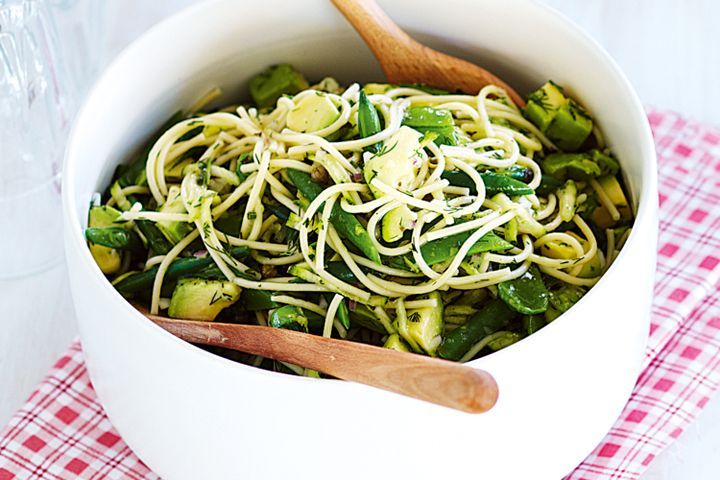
[1, 109, 719, 480]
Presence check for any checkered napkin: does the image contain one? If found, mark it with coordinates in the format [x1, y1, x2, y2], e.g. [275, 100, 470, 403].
[1, 109, 719, 480]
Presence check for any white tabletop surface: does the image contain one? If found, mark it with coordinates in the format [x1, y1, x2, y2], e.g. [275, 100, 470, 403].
[1, 1, 718, 478]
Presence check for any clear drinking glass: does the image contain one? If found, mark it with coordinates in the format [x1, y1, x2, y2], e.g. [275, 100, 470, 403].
[0, 0, 103, 278]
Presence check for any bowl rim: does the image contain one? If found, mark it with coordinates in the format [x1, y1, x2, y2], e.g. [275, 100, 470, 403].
[62, 0, 657, 384]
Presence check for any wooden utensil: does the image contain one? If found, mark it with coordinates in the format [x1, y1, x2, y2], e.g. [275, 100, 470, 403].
[330, 0, 524, 106]
[142, 310, 498, 413]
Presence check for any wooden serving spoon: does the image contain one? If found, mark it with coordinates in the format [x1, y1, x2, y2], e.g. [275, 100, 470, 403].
[142, 309, 498, 413]
[330, 0, 525, 106]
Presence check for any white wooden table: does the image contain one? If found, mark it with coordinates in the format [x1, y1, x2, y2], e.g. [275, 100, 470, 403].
[1, 1, 718, 478]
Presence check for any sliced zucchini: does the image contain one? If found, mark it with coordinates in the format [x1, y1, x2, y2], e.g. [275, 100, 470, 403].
[88, 205, 124, 274]
[168, 278, 242, 321]
[403, 292, 444, 356]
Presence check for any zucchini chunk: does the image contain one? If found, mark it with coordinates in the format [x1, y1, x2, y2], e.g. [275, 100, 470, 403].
[591, 175, 632, 228]
[523, 81, 593, 151]
[286, 92, 339, 133]
[402, 292, 444, 356]
[383, 333, 412, 352]
[523, 81, 566, 132]
[363, 126, 422, 242]
[168, 278, 242, 321]
[87, 205, 124, 274]
[156, 186, 193, 244]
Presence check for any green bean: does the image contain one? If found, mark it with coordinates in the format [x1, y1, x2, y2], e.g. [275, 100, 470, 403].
[498, 266, 549, 314]
[135, 219, 173, 255]
[535, 174, 564, 196]
[421, 231, 513, 266]
[402, 106, 457, 145]
[501, 165, 533, 183]
[85, 227, 143, 251]
[357, 90, 381, 152]
[268, 305, 323, 332]
[337, 298, 351, 329]
[441, 170, 534, 196]
[325, 261, 361, 283]
[114, 246, 249, 296]
[239, 289, 280, 311]
[438, 299, 516, 361]
[287, 169, 382, 264]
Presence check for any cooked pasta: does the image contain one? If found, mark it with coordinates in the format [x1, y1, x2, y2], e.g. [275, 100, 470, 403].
[85, 65, 634, 373]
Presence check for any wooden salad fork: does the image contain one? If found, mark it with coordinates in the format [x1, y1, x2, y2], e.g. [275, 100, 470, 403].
[330, 0, 525, 106]
[141, 309, 498, 413]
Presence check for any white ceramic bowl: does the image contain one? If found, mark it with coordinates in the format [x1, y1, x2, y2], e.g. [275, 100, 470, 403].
[63, 1, 657, 478]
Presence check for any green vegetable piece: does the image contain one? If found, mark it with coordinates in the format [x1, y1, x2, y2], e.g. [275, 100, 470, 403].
[156, 186, 193, 244]
[240, 289, 280, 311]
[248, 64, 309, 108]
[549, 285, 586, 313]
[504, 217, 518, 243]
[325, 261, 359, 283]
[501, 165, 533, 183]
[545, 100, 593, 151]
[487, 331, 522, 351]
[441, 170, 534, 196]
[481, 172, 535, 196]
[381, 204, 415, 243]
[498, 266, 549, 315]
[268, 305, 324, 332]
[403, 106, 453, 127]
[136, 219, 174, 255]
[286, 92, 339, 133]
[545, 307, 562, 323]
[523, 315, 546, 335]
[438, 299, 516, 361]
[403, 292, 444, 356]
[536, 174, 564, 196]
[363, 126, 422, 242]
[589, 149, 620, 176]
[542, 152, 602, 180]
[402, 106, 457, 145]
[357, 90, 382, 152]
[420, 231, 513, 266]
[114, 247, 249, 296]
[112, 184, 173, 255]
[87, 205, 124, 274]
[337, 298, 351, 330]
[348, 303, 387, 334]
[85, 227, 143, 251]
[557, 179, 577, 222]
[523, 81, 567, 132]
[287, 169, 382, 264]
[168, 278, 241, 321]
[383, 333, 411, 352]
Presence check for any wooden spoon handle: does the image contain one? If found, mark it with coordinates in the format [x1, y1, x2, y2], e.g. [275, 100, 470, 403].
[146, 313, 498, 413]
[331, 0, 525, 105]
[330, 0, 416, 63]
